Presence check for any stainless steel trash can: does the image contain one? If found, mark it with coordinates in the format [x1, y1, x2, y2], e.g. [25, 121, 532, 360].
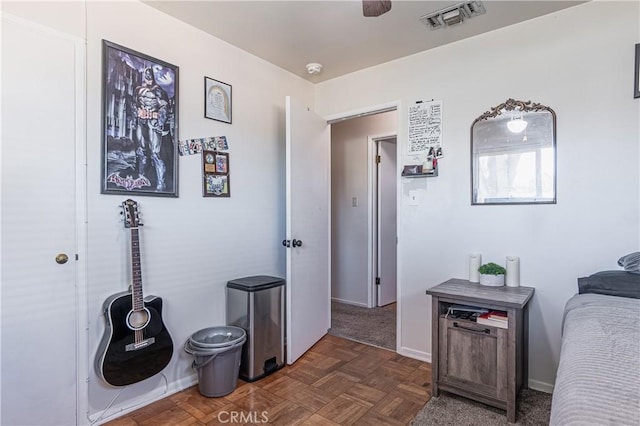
[226, 275, 285, 382]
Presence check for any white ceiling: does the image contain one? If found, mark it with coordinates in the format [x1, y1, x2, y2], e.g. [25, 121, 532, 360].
[144, 0, 587, 83]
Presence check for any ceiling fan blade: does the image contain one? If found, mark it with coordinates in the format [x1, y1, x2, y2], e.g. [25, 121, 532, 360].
[363, 0, 392, 17]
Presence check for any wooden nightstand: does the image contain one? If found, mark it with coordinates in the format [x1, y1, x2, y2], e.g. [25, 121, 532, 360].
[426, 278, 534, 423]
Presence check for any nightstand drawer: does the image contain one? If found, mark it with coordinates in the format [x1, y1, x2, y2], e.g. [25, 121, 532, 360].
[438, 318, 508, 400]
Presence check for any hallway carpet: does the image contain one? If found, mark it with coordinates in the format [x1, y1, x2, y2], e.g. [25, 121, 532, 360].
[329, 301, 396, 350]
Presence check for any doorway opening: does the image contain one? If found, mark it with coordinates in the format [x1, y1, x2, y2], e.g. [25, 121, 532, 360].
[327, 108, 398, 351]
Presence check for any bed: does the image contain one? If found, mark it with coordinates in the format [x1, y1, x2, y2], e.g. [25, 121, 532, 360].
[550, 292, 640, 425]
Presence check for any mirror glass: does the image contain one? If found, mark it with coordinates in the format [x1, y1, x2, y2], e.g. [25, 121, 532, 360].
[471, 99, 556, 205]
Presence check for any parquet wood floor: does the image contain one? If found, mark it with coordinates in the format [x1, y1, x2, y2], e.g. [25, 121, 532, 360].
[105, 335, 431, 426]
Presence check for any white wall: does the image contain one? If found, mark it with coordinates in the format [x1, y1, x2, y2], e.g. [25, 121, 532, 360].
[2, 1, 314, 423]
[331, 112, 397, 306]
[316, 1, 640, 390]
[85, 2, 314, 419]
[1, 1, 85, 37]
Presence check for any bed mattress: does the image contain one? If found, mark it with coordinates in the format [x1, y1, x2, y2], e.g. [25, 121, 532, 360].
[550, 293, 640, 425]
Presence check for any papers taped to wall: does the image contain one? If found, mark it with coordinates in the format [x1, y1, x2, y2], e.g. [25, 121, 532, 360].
[408, 100, 442, 154]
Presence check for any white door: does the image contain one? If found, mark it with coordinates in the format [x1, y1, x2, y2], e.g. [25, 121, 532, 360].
[1, 16, 82, 426]
[377, 139, 397, 306]
[285, 96, 331, 364]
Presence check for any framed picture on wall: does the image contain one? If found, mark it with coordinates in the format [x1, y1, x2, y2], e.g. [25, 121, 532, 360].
[215, 152, 229, 174]
[101, 40, 179, 197]
[202, 150, 230, 197]
[635, 43, 640, 99]
[203, 151, 216, 173]
[203, 174, 230, 197]
[204, 77, 232, 124]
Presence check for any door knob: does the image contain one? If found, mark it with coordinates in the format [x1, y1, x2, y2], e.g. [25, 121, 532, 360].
[282, 239, 291, 248]
[55, 253, 69, 264]
[292, 239, 303, 248]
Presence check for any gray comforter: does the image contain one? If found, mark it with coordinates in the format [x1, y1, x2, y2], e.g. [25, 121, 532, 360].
[550, 294, 640, 425]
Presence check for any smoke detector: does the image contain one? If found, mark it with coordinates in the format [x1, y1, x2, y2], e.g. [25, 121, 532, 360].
[420, 1, 485, 29]
[306, 63, 323, 75]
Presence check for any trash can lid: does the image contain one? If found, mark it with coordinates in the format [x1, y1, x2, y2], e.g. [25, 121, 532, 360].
[189, 326, 246, 349]
[227, 275, 285, 292]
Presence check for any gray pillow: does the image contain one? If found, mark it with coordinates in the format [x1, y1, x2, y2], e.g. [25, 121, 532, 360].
[618, 252, 640, 274]
[578, 271, 640, 299]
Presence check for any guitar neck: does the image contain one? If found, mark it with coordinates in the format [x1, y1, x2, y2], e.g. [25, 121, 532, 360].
[130, 227, 144, 310]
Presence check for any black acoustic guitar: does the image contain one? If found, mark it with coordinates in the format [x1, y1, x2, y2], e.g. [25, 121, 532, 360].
[95, 199, 173, 387]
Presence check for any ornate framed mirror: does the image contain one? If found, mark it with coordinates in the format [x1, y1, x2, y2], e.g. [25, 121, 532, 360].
[471, 99, 556, 205]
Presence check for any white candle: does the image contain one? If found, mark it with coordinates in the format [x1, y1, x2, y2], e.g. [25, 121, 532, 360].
[469, 254, 482, 283]
[506, 256, 520, 287]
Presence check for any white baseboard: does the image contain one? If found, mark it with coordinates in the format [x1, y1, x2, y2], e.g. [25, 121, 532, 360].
[528, 379, 554, 394]
[88, 374, 198, 425]
[397, 347, 431, 363]
[331, 297, 369, 308]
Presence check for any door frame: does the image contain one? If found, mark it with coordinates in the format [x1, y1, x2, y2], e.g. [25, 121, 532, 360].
[1, 12, 89, 424]
[73, 31, 89, 426]
[325, 100, 401, 352]
[367, 133, 397, 308]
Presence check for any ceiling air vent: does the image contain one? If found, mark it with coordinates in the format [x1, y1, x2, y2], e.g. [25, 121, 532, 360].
[423, 15, 444, 29]
[420, 1, 486, 30]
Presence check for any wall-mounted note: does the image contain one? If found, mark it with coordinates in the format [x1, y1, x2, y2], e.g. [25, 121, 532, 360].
[408, 100, 442, 154]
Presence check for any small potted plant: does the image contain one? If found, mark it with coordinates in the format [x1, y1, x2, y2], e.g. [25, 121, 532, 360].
[478, 262, 506, 287]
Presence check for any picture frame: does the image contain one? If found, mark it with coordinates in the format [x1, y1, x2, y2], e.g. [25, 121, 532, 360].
[215, 152, 229, 174]
[203, 174, 230, 197]
[101, 40, 179, 197]
[203, 150, 217, 174]
[202, 150, 230, 197]
[204, 77, 232, 124]
[635, 43, 640, 99]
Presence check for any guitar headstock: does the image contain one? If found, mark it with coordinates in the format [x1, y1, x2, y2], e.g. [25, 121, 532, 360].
[121, 199, 141, 228]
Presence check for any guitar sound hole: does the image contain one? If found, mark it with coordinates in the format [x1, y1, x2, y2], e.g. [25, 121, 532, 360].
[127, 309, 150, 330]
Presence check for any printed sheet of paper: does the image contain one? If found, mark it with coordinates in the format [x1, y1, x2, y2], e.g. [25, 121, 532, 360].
[408, 100, 442, 154]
